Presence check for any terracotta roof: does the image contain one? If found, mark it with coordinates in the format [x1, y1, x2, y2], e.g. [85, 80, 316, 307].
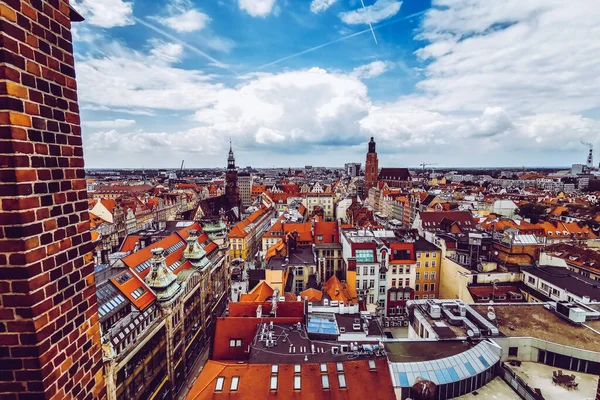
[120, 235, 142, 252]
[111, 270, 155, 311]
[314, 221, 339, 244]
[299, 288, 323, 302]
[419, 211, 475, 229]
[229, 206, 269, 239]
[322, 276, 356, 304]
[186, 358, 395, 400]
[228, 301, 304, 318]
[240, 281, 274, 302]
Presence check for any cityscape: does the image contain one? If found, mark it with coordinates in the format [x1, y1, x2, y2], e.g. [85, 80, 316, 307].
[1, 1, 600, 400]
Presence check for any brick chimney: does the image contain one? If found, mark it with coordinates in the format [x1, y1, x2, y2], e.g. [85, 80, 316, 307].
[0, 1, 106, 399]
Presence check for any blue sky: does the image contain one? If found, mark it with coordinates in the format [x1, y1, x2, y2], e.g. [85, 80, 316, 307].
[71, 0, 600, 169]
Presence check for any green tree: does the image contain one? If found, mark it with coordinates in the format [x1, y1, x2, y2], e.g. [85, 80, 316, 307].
[516, 203, 547, 223]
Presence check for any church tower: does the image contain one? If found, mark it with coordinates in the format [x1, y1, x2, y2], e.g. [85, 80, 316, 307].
[225, 141, 241, 211]
[365, 137, 379, 192]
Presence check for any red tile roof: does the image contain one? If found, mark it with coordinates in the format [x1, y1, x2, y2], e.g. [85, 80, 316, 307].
[186, 358, 395, 400]
[240, 281, 274, 302]
[228, 301, 304, 318]
[314, 221, 339, 244]
[111, 270, 155, 311]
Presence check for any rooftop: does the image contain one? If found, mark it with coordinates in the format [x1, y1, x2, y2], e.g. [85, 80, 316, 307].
[470, 304, 600, 351]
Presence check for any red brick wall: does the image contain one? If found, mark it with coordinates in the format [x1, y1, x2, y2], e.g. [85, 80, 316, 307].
[596, 375, 600, 400]
[0, 1, 106, 399]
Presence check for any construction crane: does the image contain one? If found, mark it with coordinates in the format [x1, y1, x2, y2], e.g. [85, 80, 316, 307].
[179, 160, 185, 178]
[419, 162, 438, 174]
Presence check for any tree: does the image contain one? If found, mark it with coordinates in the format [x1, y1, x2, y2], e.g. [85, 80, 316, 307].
[516, 203, 547, 223]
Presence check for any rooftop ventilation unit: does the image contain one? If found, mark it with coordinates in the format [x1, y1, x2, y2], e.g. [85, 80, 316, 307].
[556, 301, 587, 324]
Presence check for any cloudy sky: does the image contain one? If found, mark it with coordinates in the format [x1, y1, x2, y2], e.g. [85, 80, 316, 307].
[72, 0, 600, 169]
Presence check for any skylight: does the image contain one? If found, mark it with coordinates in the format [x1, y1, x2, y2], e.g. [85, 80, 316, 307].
[215, 377, 225, 392]
[230, 376, 239, 391]
[338, 373, 347, 388]
[270, 376, 278, 390]
[321, 375, 330, 389]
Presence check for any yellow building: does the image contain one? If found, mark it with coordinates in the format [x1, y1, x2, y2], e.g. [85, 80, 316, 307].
[414, 238, 442, 300]
[228, 206, 275, 260]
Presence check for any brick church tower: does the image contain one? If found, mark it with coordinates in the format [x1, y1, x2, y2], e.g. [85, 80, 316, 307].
[364, 136, 379, 192]
[0, 1, 105, 399]
[225, 141, 240, 211]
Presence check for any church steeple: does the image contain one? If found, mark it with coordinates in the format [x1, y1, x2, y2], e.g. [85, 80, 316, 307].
[228, 139, 236, 170]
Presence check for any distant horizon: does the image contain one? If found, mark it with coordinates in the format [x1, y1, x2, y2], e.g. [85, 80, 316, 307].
[85, 165, 575, 171]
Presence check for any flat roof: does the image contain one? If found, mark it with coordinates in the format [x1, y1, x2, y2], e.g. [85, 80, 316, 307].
[470, 304, 600, 352]
[385, 340, 476, 363]
[248, 323, 383, 365]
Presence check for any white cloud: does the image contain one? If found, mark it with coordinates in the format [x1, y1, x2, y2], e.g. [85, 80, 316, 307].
[82, 119, 136, 129]
[339, 0, 402, 25]
[238, 0, 277, 17]
[351, 61, 388, 79]
[156, 9, 210, 32]
[72, 0, 134, 28]
[76, 42, 221, 111]
[358, 0, 600, 159]
[149, 40, 184, 63]
[310, 0, 338, 13]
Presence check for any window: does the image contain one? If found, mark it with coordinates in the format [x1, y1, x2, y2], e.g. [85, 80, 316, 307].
[363, 266, 368, 275]
[425, 261, 430, 268]
[230, 376, 239, 391]
[321, 375, 330, 389]
[414, 295, 419, 300]
[393, 249, 411, 261]
[423, 295, 428, 299]
[540, 282, 550, 293]
[369, 294, 374, 304]
[215, 377, 225, 392]
[356, 280, 360, 289]
[379, 273, 386, 280]
[294, 365, 301, 374]
[320, 363, 327, 373]
[415, 284, 420, 292]
[294, 375, 301, 390]
[424, 284, 429, 292]
[369, 279, 374, 288]
[416, 272, 420, 280]
[416, 261, 421, 267]
[405, 278, 409, 286]
[317, 235, 323, 241]
[431, 272, 436, 280]
[229, 339, 242, 347]
[426, 252, 430, 258]
[430, 283, 435, 292]
[370, 266, 375, 275]
[390, 292, 396, 301]
[424, 272, 429, 280]
[362, 280, 367, 290]
[338, 374, 347, 388]
[551, 288, 560, 297]
[357, 268, 360, 276]
[271, 365, 278, 374]
[379, 299, 385, 308]
[270, 376, 278, 390]
[379, 286, 386, 294]
[392, 267, 397, 274]
[392, 279, 396, 287]
[527, 276, 536, 284]
[336, 362, 343, 372]
[432, 260, 436, 267]
[356, 250, 374, 262]
[508, 347, 519, 357]
[430, 294, 435, 299]
[368, 360, 376, 370]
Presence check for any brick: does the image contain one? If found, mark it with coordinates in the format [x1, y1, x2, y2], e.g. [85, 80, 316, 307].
[3, 81, 28, 99]
[0, 5, 17, 22]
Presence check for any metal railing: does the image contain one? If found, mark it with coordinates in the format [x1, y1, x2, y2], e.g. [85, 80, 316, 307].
[499, 363, 544, 400]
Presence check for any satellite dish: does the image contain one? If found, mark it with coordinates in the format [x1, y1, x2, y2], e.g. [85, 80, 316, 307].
[488, 312, 496, 321]
[467, 330, 475, 338]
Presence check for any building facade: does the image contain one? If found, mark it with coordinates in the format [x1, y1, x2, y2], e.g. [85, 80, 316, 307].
[237, 172, 253, 209]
